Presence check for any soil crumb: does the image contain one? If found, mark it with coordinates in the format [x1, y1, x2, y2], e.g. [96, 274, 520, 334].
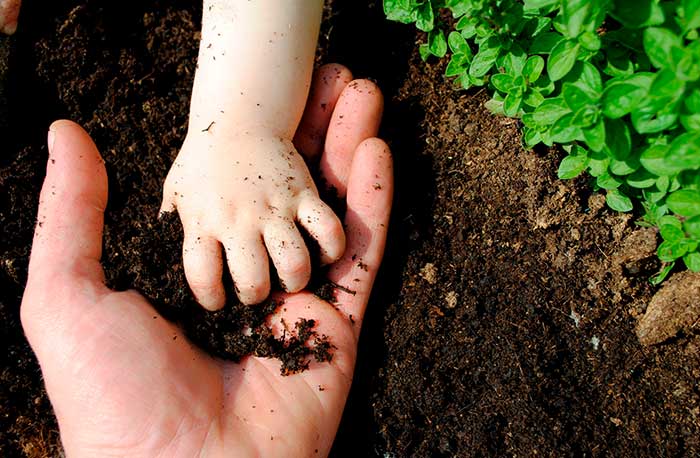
[637, 271, 700, 346]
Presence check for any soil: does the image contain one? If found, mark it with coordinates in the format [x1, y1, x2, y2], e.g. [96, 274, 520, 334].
[1, 1, 699, 457]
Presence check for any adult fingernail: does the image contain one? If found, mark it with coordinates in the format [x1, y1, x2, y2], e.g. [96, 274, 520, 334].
[47, 128, 56, 154]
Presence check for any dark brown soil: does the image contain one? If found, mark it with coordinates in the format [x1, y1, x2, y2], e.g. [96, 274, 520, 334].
[105, 210, 335, 375]
[1, 1, 698, 457]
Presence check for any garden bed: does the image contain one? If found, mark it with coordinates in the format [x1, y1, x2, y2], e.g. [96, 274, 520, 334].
[0, 1, 698, 456]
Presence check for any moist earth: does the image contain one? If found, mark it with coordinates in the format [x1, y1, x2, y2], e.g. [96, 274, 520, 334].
[0, 1, 698, 457]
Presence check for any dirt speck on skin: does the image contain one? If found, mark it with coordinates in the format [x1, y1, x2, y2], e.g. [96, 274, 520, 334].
[637, 271, 700, 346]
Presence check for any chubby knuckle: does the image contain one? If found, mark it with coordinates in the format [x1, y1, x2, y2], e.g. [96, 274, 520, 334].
[319, 216, 345, 242]
[278, 254, 310, 278]
[241, 281, 269, 302]
[188, 276, 219, 292]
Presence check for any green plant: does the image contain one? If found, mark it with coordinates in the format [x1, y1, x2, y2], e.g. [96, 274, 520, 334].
[384, 0, 700, 283]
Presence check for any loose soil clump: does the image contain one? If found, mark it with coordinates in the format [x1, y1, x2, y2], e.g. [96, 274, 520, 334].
[0, 1, 698, 457]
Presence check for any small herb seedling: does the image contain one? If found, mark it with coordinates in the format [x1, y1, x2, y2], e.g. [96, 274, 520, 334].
[384, 0, 700, 282]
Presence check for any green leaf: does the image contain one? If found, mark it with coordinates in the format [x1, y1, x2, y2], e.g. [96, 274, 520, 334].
[446, 0, 471, 18]
[575, 61, 603, 95]
[523, 127, 542, 147]
[597, 173, 623, 190]
[383, 0, 418, 23]
[550, 113, 583, 143]
[667, 190, 700, 217]
[548, 40, 581, 81]
[659, 221, 686, 242]
[419, 43, 431, 61]
[632, 102, 680, 134]
[456, 16, 475, 35]
[684, 251, 700, 271]
[658, 240, 688, 261]
[469, 38, 501, 78]
[640, 201, 668, 227]
[561, 0, 592, 38]
[607, 189, 634, 211]
[627, 169, 657, 188]
[528, 16, 553, 37]
[558, 151, 590, 179]
[670, 176, 682, 193]
[604, 46, 635, 77]
[534, 76, 556, 96]
[685, 215, 700, 238]
[503, 92, 522, 117]
[674, 47, 700, 81]
[602, 74, 653, 119]
[640, 144, 674, 176]
[610, 0, 665, 29]
[610, 156, 639, 175]
[571, 105, 599, 127]
[501, 45, 527, 75]
[524, 0, 561, 10]
[491, 73, 514, 93]
[685, 88, 700, 113]
[455, 74, 473, 90]
[530, 32, 565, 54]
[583, 120, 606, 152]
[681, 113, 700, 132]
[563, 83, 596, 111]
[667, 240, 693, 260]
[428, 29, 448, 58]
[604, 118, 631, 160]
[523, 90, 546, 108]
[448, 30, 470, 55]
[446, 55, 469, 77]
[681, 0, 700, 33]
[648, 69, 686, 105]
[589, 155, 611, 177]
[650, 261, 675, 285]
[523, 126, 541, 146]
[644, 27, 682, 69]
[532, 98, 571, 125]
[415, 2, 435, 32]
[658, 215, 684, 230]
[523, 55, 545, 82]
[665, 132, 700, 172]
[484, 98, 505, 115]
[579, 31, 601, 51]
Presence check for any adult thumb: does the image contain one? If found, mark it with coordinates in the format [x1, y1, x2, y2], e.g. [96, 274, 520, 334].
[22, 120, 109, 346]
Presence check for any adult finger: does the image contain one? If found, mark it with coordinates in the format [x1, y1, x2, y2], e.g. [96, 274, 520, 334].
[26, 120, 108, 285]
[0, 0, 20, 35]
[319, 79, 384, 198]
[326, 138, 393, 335]
[21, 120, 110, 347]
[294, 64, 353, 161]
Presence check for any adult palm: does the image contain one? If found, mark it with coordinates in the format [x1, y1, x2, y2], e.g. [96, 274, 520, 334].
[20, 65, 392, 457]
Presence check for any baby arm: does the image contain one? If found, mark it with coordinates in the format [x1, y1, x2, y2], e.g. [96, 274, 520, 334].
[161, 0, 345, 308]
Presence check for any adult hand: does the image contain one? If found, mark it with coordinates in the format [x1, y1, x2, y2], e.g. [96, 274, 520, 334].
[0, 0, 20, 35]
[21, 64, 392, 457]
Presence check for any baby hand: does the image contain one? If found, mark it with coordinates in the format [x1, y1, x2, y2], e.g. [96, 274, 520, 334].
[161, 131, 345, 309]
